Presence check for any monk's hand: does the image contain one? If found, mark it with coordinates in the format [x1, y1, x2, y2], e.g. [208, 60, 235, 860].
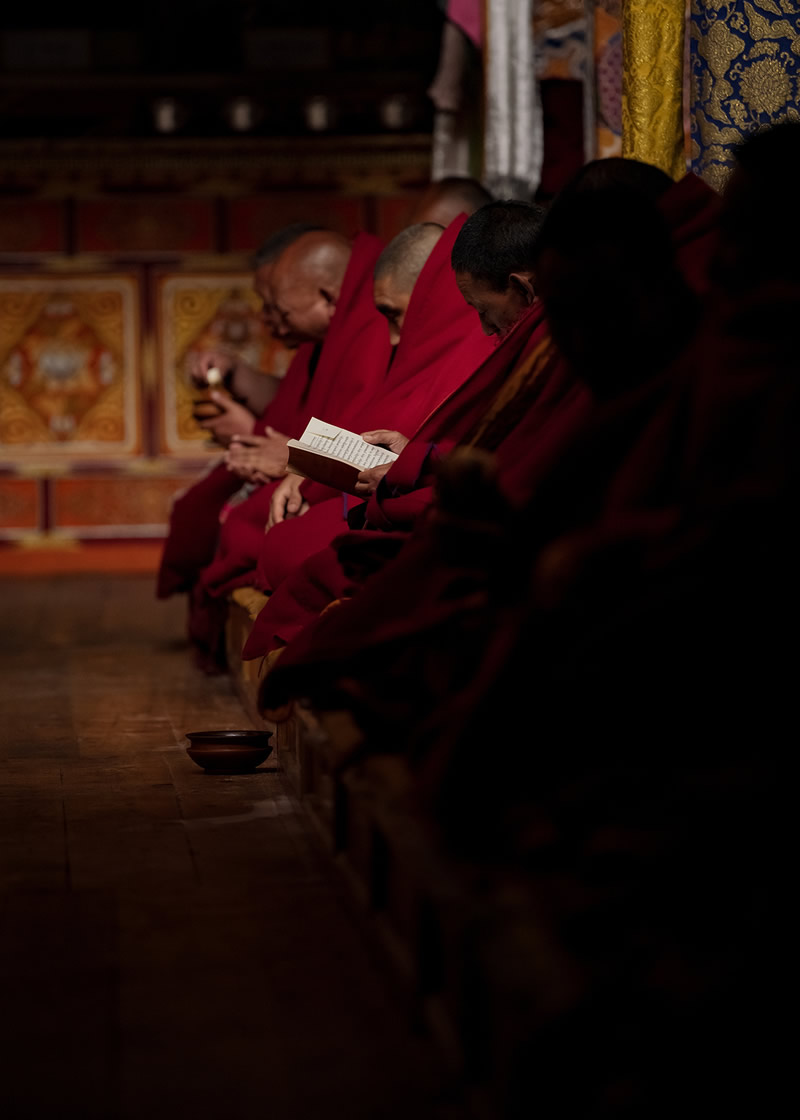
[186, 348, 253, 390]
[200, 392, 256, 446]
[268, 474, 306, 529]
[360, 429, 409, 455]
[226, 431, 289, 481]
[354, 463, 393, 496]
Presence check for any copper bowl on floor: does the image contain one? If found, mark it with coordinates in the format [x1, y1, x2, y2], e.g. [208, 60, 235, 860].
[185, 730, 273, 774]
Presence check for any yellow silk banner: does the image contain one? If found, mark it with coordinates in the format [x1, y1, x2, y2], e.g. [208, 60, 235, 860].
[622, 0, 687, 179]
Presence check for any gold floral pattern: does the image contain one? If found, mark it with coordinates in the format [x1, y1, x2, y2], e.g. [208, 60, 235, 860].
[690, 0, 800, 189]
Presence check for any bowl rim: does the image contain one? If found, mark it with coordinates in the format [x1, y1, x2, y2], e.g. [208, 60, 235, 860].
[185, 729, 273, 745]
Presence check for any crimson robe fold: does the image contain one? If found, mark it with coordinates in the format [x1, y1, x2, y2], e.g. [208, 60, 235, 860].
[243, 301, 594, 661]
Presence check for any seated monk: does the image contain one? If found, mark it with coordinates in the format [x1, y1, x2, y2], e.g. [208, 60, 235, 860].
[187, 228, 391, 670]
[240, 215, 495, 598]
[187, 221, 324, 422]
[157, 222, 324, 601]
[410, 175, 493, 226]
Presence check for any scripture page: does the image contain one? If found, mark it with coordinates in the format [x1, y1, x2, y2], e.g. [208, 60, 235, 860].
[296, 418, 398, 469]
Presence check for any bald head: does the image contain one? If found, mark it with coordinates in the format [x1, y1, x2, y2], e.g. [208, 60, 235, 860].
[253, 223, 328, 343]
[412, 176, 493, 227]
[373, 223, 443, 345]
[271, 231, 353, 343]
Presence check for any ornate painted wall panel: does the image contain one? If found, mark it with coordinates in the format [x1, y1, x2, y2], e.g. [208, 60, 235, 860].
[156, 272, 283, 456]
[0, 274, 141, 461]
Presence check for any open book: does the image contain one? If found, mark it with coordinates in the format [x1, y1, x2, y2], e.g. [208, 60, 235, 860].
[286, 417, 399, 496]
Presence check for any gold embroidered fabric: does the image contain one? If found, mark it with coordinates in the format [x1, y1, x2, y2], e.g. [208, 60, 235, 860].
[622, 0, 687, 178]
[690, 1, 800, 191]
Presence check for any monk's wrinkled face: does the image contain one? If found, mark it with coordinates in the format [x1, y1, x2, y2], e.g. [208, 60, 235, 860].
[455, 270, 535, 338]
[253, 262, 281, 336]
[272, 275, 336, 344]
[373, 273, 412, 346]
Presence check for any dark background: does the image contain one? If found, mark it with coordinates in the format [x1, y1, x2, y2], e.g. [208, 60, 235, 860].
[0, 3, 443, 139]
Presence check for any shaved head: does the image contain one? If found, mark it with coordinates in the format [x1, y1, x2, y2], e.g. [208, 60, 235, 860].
[270, 231, 352, 343]
[374, 223, 443, 290]
[412, 176, 493, 227]
[373, 223, 444, 345]
[252, 223, 327, 343]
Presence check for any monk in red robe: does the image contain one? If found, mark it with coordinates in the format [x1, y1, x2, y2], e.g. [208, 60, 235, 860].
[186, 229, 391, 670]
[156, 223, 324, 601]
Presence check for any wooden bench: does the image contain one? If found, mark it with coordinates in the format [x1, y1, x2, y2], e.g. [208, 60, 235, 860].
[225, 586, 271, 730]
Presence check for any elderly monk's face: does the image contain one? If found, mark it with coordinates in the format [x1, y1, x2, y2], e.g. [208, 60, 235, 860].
[272, 276, 336, 344]
[253, 263, 283, 339]
[373, 273, 412, 346]
[455, 271, 535, 337]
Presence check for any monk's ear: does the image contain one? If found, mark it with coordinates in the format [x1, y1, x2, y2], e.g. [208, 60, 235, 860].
[509, 271, 536, 305]
[319, 287, 338, 308]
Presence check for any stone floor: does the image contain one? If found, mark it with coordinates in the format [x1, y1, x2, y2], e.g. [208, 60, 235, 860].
[0, 576, 464, 1120]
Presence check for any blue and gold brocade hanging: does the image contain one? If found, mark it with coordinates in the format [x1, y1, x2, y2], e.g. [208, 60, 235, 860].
[690, 1, 800, 190]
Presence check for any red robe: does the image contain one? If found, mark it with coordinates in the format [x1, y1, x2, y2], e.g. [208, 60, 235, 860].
[243, 302, 593, 660]
[195, 231, 391, 600]
[247, 175, 722, 681]
[155, 340, 319, 599]
[254, 213, 495, 594]
[186, 232, 390, 668]
[157, 230, 391, 602]
[658, 172, 721, 299]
